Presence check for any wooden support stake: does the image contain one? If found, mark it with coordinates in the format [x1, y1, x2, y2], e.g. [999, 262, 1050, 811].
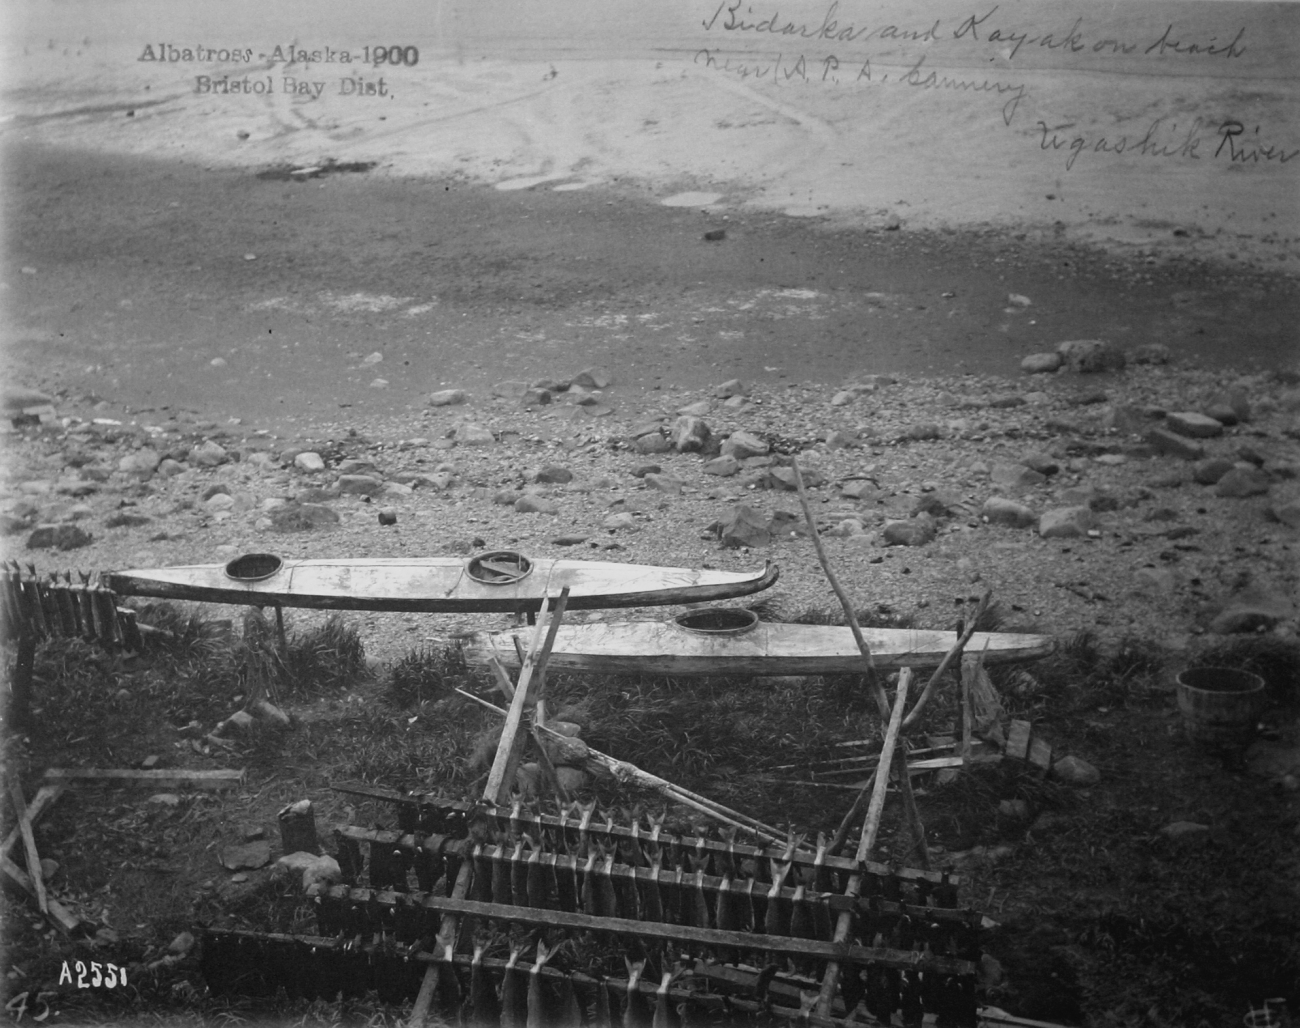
[484, 586, 570, 806]
[0, 855, 79, 933]
[791, 458, 890, 721]
[816, 668, 911, 1019]
[8, 781, 48, 914]
[826, 768, 876, 858]
[893, 743, 930, 870]
[1, 784, 65, 861]
[901, 593, 990, 730]
[960, 658, 974, 763]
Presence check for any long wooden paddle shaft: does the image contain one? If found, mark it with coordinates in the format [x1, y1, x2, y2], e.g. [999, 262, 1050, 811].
[815, 668, 911, 1019]
[484, 586, 570, 806]
[791, 459, 890, 721]
[901, 591, 990, 730]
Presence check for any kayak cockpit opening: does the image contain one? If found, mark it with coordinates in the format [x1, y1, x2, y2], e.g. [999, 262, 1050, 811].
[224, 553, 284, 581]
[466, 550, 533, 585]
[673, 606, 760, 635]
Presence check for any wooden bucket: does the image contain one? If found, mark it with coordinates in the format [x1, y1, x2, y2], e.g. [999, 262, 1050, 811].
[1175, 666, 1265, 748]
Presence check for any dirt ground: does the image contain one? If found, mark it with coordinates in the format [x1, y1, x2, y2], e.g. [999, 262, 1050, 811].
[3, 142, 1300, 1028]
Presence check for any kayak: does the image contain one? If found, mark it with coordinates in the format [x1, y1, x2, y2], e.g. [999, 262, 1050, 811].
[459, 606, 1054, 675]
[102, 551, 779, 613]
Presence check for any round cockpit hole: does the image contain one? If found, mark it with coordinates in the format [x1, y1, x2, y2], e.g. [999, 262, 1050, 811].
[224, 553, 284, 581]
[466, 550, 533, 585]
[673, 607, 760, 635]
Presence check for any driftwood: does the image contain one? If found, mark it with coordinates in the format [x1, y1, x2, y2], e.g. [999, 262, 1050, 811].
[791, 458, 890, 720]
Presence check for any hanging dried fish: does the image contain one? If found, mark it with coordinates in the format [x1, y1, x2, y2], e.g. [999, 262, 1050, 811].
[501, 944, 530, 1028]
[622, 959, 653, 1028]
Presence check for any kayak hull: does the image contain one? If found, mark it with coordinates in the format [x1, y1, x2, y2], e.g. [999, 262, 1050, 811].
[459, 618, 1054, 675]
[103, 556, 779, 613]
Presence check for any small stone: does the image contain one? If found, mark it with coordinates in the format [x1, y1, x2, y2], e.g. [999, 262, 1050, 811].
[157, 458, 185, 478]
[677, 400, 712, 417]
[571, 367, 613, 389]
[630, 464, 661, 478]
[337, 474, 384, 496]
[491, 380, 530, 398]
[882, 515, 936, 547]
[118, 449, 162, 476]
[26, 524, 93, 550]
[204, 492, 235, 512]
[632, 431, 671, 454]
[982, 497, 1037, 528]
[717, 504, 770, 548]
[830, 390, 855, 407]
[1160, 821, 1210, 841]
[1192, 458, 1235, 485]
[1007, 293, 1032, 307]
[1057, 339, 1125, 373]
[378, 508, 398, 526]
[1021, 352, 1063, 374]
[220, 839, 272, 871]
[1209, 585, 1294, 634]
[454, 423, 495, 446]
[671, 416, 711, 453]
[521, 388, 552, 406]
[292, 452, 324, 472]
[998, 799, 1030, 820]
[1050, 754, 1100, 786]
[1130, 343, 1171, 365]
[602, 512, 639, 532]
[905, 422, 942, 441]
[1165, 411, 1225, 439]
[702, 455, 741, 477]
[428, 389, 467, 406]
[714, 379, 746, 398]
[644, 472, 685, 495]
[1269, 491, 1300, 529]
[189, 440, 228, 467]
[824, 430, 857, 450]
[1021, 452, 1060, 476]
[536, 464, 574, 484]
[987, 395, 1027, 409]
[548, 533, 589, 546]
[1215, 466, 1270, 498]
[1145, 428, 1205, 461]
[840, 479, 879, 500]
[515, 495, 559, 515]
[720, 430, 769, 460]
[1038, 506, 1098, 539]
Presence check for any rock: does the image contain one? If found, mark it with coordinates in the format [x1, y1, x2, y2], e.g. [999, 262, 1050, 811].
[571, 366, 612, 389]
[378, 508, 398, 526]
[189, 440, 228, 467]
[118, 449, 162, 476]
[492, 489, 521, 505]
[454, 423, 495, 446]
[760, 466, 824, 491]
[882, 515, 936, 547]
[717, 505, 771, 548]
[1021, 352, 1063, 374]
[830, 390, 855, 407]
[1160, 820, 1210, 842]
[911, 492, 954, 517]
[1145, 428, 1206, 461]
[220, 839, 272, 871]
[677, 400, 712, 417]
[602, 512, 639, 532]
[536, 464, 574, 484]
[982, 497, 1037, 528]
[270, 502, 340, 531]
[1100, 405, 1149, 435]
[1038, 506, 1098, 539]
[1215, 466, 1270, 498]
[988, 394, 1027, 409]
[27, 524, 93, 550]
[1134, 567, 1180, 596]
[840, 479, 879, 500]
[644, 473, 685, 496]
[491, 380, 530, 398]
[205, 492, 235, 512]
[632, 431, 671, 454]
[1208, 388, 1251, 424]
[548, 533, 590, 546]
[337, 459, 380, 476]
[991, 463, 1047, 491]
[1057, 339, 1125, 373]
[337, 474, 384, 496]
[720, 430, 769, 460]
[168, 931, 197, 957]
[998, 799, 1030, 820]
[1209, 585, 1295, 634]
[905, 422, 943, 441]
[1, 386, 55, 412]
[157, 458, 186, 478]
[1165, 411, 1224, 439]
[515, 495, 559, 515]
[1193, 458, 1235, 485]
[1130, 342, 1171, 365]
[714, 379, 746, 398]
[428, 389, 468, 406]
[1020, 452, 1060, 476]
[1270, 490, 1300, 529]
[823, 430, 857, 450]
[521, 388, 552, 406]
[671, 416, 711, 453]
[275, 852, 342, 890]
[1050, 755, 1100, 786]
[630, 464, 661, 478]
[702, 455, 741, 477]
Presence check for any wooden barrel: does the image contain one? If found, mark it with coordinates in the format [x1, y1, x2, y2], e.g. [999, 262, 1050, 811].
[1175, 667, 1265, 748]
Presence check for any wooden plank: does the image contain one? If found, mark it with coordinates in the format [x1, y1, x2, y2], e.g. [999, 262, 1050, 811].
[1005, 721, 1032, 762]
[1, 784, 65, 860]
[323, 887, 976, 977]
[817, 668, 913, 1018]
[43, 768, 245, 790]
[8, 782, 48, 914]
[0, 855, 79, 933]
[1028, 737, 1053, 772]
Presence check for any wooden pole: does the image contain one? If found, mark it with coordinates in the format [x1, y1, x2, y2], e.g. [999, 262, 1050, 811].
[791, 458, 890, 721]
[8, 781, 48, 914]
[893, 744, 930, 870]
[1, 784, 64, 862]
[815, 668, 911, 1019]
[484, 587, 569, 806]
[901, 591, 990, 730]
[826, 768, 876, 858]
